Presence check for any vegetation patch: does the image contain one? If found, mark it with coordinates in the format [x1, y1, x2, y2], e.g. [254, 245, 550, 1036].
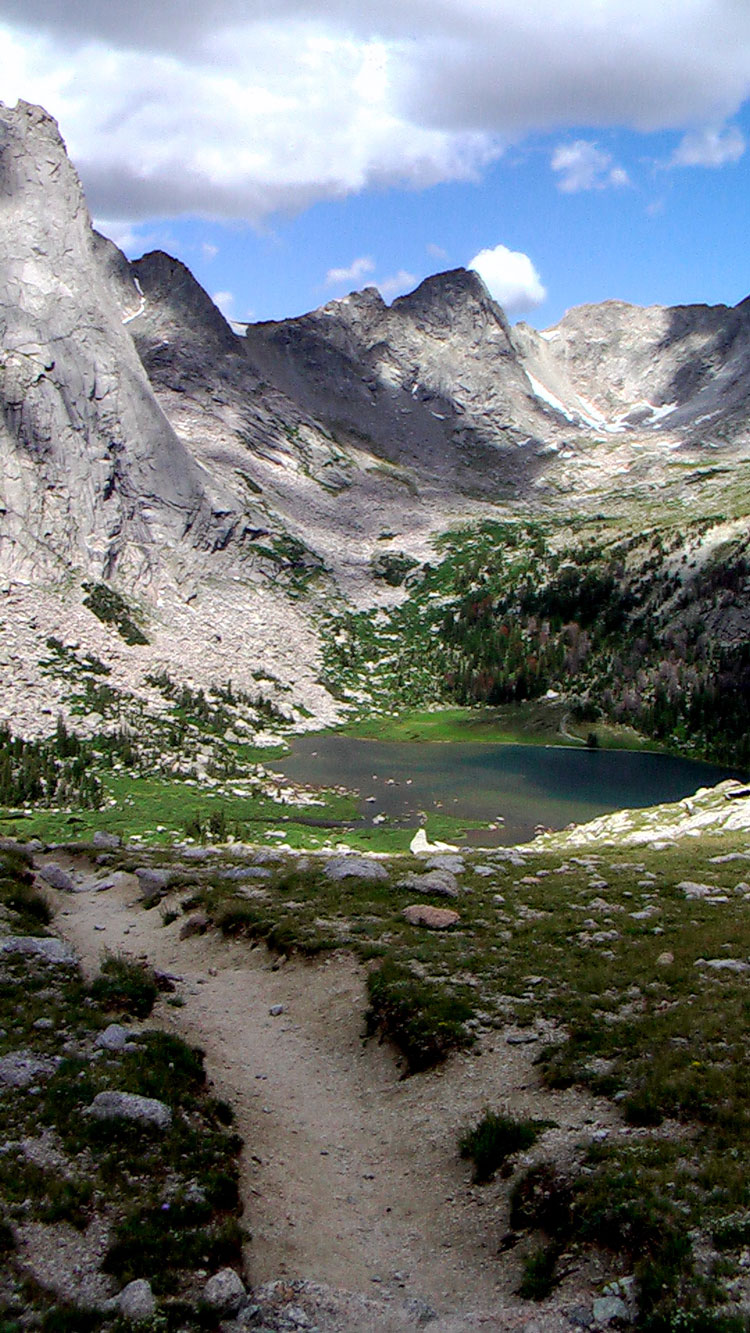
[88, 952, 159, 1019]
[0, 846, 244, 1331]
[459, 1110, 547, 1183]
[322, 514, 750, 767]
[365, 958, 476, 1073]
[82, 582, 149, 646]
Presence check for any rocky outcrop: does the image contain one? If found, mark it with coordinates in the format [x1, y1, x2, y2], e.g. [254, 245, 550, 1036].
[0, 101, 240, 588]
[243, 267, 558, 491]
[516, 295, 750, 443]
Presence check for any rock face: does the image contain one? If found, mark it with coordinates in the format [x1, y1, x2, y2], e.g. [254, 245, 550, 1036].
[0, 101, 240, 587]
[243, 268, 558, 490]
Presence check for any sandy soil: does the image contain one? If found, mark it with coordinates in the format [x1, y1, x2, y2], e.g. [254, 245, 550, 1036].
[44, 854, 624, 1331]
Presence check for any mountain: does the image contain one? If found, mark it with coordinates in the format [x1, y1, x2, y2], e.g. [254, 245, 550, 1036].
[0, 101, 242, 589]
[1, 98, 750, 754]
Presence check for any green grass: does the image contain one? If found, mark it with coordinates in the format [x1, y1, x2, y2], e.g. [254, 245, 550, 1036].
[365, 958, 476, 1073]
[89, 952, 160, 1019]
[459, 1110, 548, 1183]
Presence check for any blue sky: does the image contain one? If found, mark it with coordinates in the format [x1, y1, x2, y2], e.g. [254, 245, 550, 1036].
[2, 2, 750, 329]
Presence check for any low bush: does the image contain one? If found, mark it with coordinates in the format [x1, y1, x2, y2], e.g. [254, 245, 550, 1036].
[365, 958, 475, 1073]
[459, 1110, 546, 1183]
[89, 953, 159, 1019]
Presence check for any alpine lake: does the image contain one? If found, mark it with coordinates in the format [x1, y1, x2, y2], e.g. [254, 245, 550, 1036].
[272, 728, 740, 846]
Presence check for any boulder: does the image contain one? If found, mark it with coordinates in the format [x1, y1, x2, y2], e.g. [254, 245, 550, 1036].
[403, 904, 460, 930]
[37, 863, 76, 892]
[0, 935, 76, 966]
[85, 1090, 172, 1129]
[94, 1023, 134, 1051]
[425, 855, 465, 873]
[203, 1266, 247, 1314]
[93, 830, 122, 849]
[324, 856, 389, 883]
[134, 867, 171, 899]
[397, 869, 459, 898]
[179, 911, 209, 940]
[118, 1278, 156, 1322]
[0, 1050, 61, 1088]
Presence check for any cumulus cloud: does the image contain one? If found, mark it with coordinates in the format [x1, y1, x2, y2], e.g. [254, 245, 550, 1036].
[325, 256, 376, 287]
[672, 124, 746, 166]
[468, 244, 546, 314]
[551, 140, 630, 192]
[377, 269, 418, 300]
[1, 2, 750, 222]
[212, 289, 235, 316]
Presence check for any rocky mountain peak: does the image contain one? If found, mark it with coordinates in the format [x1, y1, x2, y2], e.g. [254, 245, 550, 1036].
[0, 99, 240, 588]
[392, 267, 512, 343]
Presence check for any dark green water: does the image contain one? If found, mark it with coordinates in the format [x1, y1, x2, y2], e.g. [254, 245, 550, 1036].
[273, 735, 741, 845]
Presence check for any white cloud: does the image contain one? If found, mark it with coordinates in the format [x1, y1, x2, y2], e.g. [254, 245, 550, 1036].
[212, 289, 235, 316]
[325, 256, 376, 287]
[377, 269, 418, 300]
[551, 140, 630, 192]
[202, 242, 219, 261]
[427, 242, 449, 262]
[2, 3, 750, 222]
[672, 124, 746, 167]
[468, 244, 546, 314]
[92, 217, 144, 254]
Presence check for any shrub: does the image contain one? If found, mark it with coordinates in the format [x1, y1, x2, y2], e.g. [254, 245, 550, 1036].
[365, 959, 475, 1074]
[518, 1242, 560, 1300]
[89, 953, 159, 1019]
[459, 1110, 546, 1183]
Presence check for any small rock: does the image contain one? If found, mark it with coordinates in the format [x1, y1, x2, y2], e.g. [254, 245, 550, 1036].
[656, 951, 674, 966]
[32, 1017, 54, 1030]
[269, 1004, 284, 1016]
[398, 870, 459, 898]
[179, 911, 209, 940]
[324, 856, 389, 883]
[93, 830, 122, 849]
[94, 1023, 133, 1051]
[37, 862, 76, 892]
[0, 1051, 60, 1088]
[506, 1031, 539, 1045]
[592, 1294, 631, 1324]
[283, 1305, 309, 1327]
[134, 866, 171, 898]
[85, 1090, 172, 1129]
[203, 1266, 246, 1314]
[403, 1297, 437, 1325]
[118, 1278, 156, 1322]
[402, 904, 460, 930]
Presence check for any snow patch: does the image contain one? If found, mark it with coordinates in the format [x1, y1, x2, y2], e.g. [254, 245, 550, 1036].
[525, 372, 576, 421]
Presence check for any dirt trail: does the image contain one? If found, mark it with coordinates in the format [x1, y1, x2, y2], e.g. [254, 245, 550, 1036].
[44, 855, 616, 1331]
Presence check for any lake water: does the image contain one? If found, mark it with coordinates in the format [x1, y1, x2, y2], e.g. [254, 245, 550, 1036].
[272, 735, 741, 845]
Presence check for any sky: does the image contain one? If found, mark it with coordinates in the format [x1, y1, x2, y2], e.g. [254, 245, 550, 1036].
[2, 2, 750, 329]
